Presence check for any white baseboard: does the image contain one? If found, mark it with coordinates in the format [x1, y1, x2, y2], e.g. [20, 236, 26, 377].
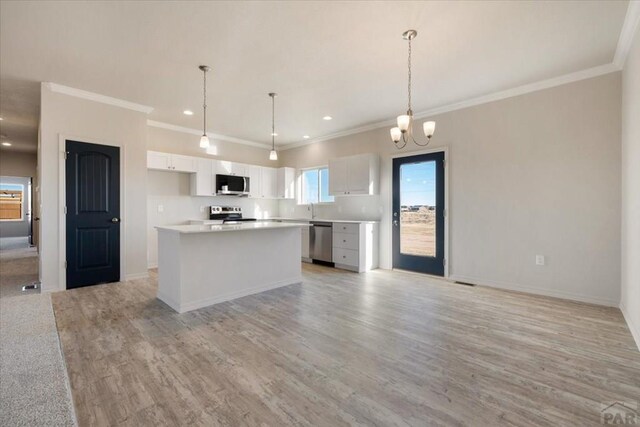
[125, 272, 149, 281]
[159, 276, 303, 314]
[449, 274, 619, 307]
[620, 302, 640, 352]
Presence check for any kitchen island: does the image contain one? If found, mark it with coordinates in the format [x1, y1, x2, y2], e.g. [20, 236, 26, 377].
[155, 222, 309, 313]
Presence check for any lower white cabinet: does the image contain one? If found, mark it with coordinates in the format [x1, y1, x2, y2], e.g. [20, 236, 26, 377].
[301, 225, 310, 261]
[332, 222, 379, 272]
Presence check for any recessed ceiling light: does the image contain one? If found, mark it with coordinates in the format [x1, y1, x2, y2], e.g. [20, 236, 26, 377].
[2, 142, 12, 146]
[0, 117, 3, 120]
[323, 116, 332, 121]
[183, 110, 194, 115]
[303, 135, 310, 139]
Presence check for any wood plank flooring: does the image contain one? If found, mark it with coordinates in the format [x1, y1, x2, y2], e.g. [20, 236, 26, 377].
[51, 264, 640, 426]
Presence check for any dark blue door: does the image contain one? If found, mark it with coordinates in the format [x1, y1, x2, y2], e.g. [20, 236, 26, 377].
[392, 151, 445, 276]
[66, 140, 120, 289]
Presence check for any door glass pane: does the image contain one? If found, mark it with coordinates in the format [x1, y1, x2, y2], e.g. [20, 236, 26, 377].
[319, 168, 334, 203]
[400, 161, 436, 257]
[302, 169, 319, 204]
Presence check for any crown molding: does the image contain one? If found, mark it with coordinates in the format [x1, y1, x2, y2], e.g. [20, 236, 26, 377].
[43, 82, 153, 114]
[613, 0, 640, 68]
[146, 120, 271, 149]
[279, 62, 620, 151]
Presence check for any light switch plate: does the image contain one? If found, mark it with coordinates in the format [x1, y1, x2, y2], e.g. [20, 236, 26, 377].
[536, 255, 545, 266]
[158, 204, 164, 213]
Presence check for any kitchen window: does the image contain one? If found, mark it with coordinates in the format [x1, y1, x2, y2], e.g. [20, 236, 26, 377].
[301, 167, 334, 204]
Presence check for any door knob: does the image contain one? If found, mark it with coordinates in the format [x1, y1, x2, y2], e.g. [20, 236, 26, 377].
[393, 220, 399, 226]
[111, 218, 121, 223]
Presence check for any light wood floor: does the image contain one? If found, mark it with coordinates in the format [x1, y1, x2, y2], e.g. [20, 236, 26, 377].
[51, 264, 640, 426]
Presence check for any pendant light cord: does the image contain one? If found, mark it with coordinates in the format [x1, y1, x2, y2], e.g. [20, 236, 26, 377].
[271, 95, 275, 150]
[203, 68, 207, 136]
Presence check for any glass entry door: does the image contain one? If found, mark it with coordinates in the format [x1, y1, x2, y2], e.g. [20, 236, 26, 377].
[392, 151, 445, 275]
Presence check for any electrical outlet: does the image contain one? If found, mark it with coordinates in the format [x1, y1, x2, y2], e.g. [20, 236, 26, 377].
[157, 204, 164, 213]
[361, 206, 366, 213]
[536, 255, 545, 266]
[200, 205, 205, 213]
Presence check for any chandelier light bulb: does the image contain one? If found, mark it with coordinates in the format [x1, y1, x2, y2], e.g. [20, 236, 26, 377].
[397, 115, 411, 132]
[390, 127, 402, 142]
[423, 121, 436, 138]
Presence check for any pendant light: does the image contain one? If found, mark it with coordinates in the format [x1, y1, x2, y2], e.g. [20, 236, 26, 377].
[390, 30, 436, 149]
[268, 92, 278, 161]
[198, 65, 212, 149]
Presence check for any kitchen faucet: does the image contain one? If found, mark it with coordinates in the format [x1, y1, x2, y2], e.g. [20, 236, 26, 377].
[308, 202, 316, 219]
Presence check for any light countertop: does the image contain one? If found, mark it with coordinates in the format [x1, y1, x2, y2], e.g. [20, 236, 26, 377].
[263, 217, 380, 224]
[156, 222, 310, 234]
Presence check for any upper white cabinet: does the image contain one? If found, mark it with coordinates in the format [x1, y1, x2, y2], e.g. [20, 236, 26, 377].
[245, 165, 262, 198]
[147, 151, 196, 173]
[216, 160, 246, 176]
[147, 151, 296, 199]
[277, 167, 296, 199]
[328, 153, 379, 196]
[260, 167, 277, 199]
[190, 157, 214, 196]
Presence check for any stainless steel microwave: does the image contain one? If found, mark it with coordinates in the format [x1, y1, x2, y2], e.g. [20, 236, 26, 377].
[215, 174, 250, 196]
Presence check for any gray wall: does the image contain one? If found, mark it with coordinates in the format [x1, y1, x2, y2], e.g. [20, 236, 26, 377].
[0, 176, 31, 238]
[279, 72, 622, 306]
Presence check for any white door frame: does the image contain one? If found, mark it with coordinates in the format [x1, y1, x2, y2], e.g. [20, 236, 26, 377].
[388, 146, 449, 278]
[58, 134, 126, 289]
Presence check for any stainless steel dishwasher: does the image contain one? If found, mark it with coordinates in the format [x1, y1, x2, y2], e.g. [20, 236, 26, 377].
[310, 221, 333, 263]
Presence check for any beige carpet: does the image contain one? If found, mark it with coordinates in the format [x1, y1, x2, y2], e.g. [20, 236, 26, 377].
[0, 247, 76, 426]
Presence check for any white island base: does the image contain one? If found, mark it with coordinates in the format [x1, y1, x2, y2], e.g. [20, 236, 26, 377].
[156, 222, 307, 313]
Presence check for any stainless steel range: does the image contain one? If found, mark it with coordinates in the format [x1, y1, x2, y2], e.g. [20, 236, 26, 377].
[209, 206, 257, 224]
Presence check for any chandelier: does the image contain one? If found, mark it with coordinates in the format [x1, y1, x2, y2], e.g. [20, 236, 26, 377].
[390, 30, 436, 149]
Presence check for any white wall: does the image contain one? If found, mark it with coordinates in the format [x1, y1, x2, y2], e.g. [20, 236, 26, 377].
[39, 84, 148, 291]
[621, 25, 640, 348]
[148, 126, 275, 166]
[279, 73, 622, 306]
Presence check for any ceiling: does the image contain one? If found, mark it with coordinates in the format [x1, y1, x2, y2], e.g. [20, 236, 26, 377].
[0, 1, 630, 153]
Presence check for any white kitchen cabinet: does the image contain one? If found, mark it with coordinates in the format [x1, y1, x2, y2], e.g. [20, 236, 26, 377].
[277, 167, 296, 199]
[147, 151, 172, 170]
[332, 222, 379, 272]
[147, 151, 196, 173]
[245, 165, 262, 198]
[328, 153, 379, 196]
[190, 157, 214, 196]
[328, 158, 348, 194]
[171, 154, 197, 173]
[261, 167, 277, 199]
[216, 160, 245, 176]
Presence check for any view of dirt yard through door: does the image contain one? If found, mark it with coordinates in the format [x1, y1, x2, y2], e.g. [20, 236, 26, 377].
[400, 209, 435, 256]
